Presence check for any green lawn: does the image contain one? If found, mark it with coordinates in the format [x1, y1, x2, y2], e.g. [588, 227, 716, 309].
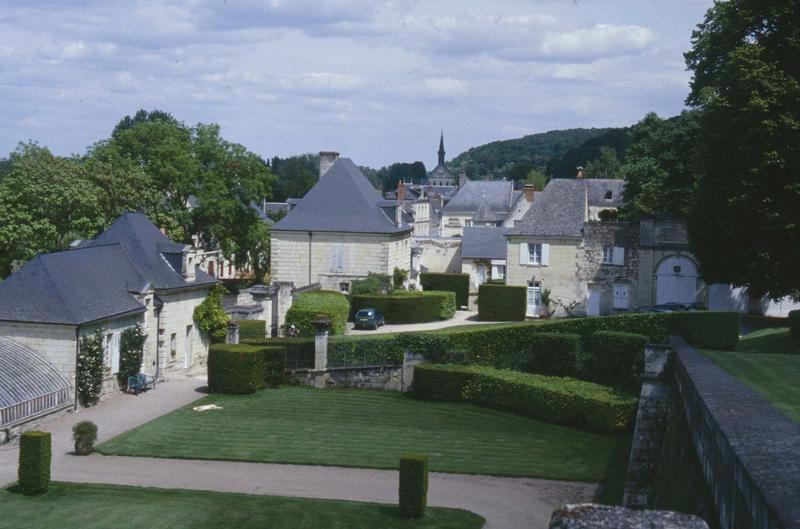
[98, 386, 626, 482]
[0, 482, 483, 529]
[703, 327, 800, 423]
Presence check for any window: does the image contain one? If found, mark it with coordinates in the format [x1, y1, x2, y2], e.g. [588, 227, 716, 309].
[328, 245, 345, 273]
[520, 242, 549, 266]
[613, 284, 629, 309]
[491, 264, 505, 280]
[603, 246, 625, 265]
[604, 190, 613, 200]
[170, 333, 177, 356]
[529, 244, 542, 264]
[339, 282, 350, 293]
[104, 333, 113, 367]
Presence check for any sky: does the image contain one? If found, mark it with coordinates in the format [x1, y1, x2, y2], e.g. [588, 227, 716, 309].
[0, 0, 714, 169]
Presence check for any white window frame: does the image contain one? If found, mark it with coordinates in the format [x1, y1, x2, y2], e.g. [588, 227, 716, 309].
[520, 242, 549, 266]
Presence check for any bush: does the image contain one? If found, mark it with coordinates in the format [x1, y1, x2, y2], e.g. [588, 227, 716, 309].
[286, 290, 349, 336]
[789, 310, 800, 340]
[118, 326, 146, 386]
[350, 291, 456, 324]
[668, 311, 739, 350]
[238, 320, 267, 343]
[351, 273, 393, 295]
[477, 284, 526, 321]
[194, 284, 230, 342]
[18, 431, 51, 495]
[399, 453, 429, 518]
[393, 268, 408, 290]
[208, 344, 287, 392]
[419, 273, 470, 308]
[398, 331, 580, 377]
[590, 331, 647, 391]
[411, 364, 637, 433]
[72, 421, 98, 455]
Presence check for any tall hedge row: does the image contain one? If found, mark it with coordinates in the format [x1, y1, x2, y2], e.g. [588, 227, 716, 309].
[412, 364, 637, 433]
[477, 284, 526, 321]
[208, 344, 287, 394]
[590, 331, 648, 391]
[667, 311, 739, 350]
[350, 291, 456, 324]
[286, 290, 349, 336]
[18, 431, 51, 495]
[419, 273, 470, 308]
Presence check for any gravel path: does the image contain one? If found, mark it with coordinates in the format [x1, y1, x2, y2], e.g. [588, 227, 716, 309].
[0, 376, 597, 529]
[346, 309, 504, 335]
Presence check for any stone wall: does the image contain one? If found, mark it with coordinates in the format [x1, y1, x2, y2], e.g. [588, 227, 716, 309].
[414, 237, 462, 274]
[155, 288, 210, 375]
[579, 222, 640, 314]
[549, 504, 708, 529]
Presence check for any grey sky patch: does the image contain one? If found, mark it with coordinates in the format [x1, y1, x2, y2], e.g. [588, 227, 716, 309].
[0, 0, 713, 168]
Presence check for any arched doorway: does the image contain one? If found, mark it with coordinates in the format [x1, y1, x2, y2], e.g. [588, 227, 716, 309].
[655, 256, 698, 304]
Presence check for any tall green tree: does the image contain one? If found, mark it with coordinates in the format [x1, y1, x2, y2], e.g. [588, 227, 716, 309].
[0, 143, 102, 276]
[619, 111, 701, 220]
[685, 0, 800, 298]
[523, 168, 547, 190]
[584, 146, 622, 179]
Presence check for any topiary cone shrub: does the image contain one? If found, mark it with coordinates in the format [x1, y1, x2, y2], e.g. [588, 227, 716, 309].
[72, 421, 98, 455]
[399, 453, 429, 518]
[18, 431, 51, 495]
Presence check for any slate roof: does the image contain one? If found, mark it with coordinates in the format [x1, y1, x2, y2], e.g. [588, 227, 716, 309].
[443, 181, 515, 215]
[271, 158, 411, 234]
[462, 227, 509, 260]
[0, 244, 147, 325]
[86, 212, 216, 290]
[507, 178, 625, 237]
[0, 212, 216, 326]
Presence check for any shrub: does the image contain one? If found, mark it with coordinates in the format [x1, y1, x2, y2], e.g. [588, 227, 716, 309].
[286, 290, 349, 336]
[76, 330, 104, 407]
[419, 273, 470, 308]
[351, 273, 393, 295]
[477, 284, 526, 321]
[411, 364, 637, 433]
[194, 284, 230, 342]
[350, 291, 456, 324]
[238, 320, 267, 343]
[393, 268, 408, 290]
[72, 421, 98, 455]
[118, 326, 146, 386]
[208, 344, 287, 391]
[207, 344, 266, 394]
[590, 331, 647, 391]
[18, 431, 51, 495]
[328, 334, 404, 367]
[789, 310, 800, 340]
[399, 453, 429, 518]
[668, 311, 739, 350]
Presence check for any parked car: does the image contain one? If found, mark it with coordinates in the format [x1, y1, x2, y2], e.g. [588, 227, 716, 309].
[353, 308, 385, 330]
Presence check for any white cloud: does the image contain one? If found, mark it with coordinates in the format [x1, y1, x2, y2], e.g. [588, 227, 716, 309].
[279, 72, 368, 94]
[539, 24, 655, 61]
[424, 78, 468, 98]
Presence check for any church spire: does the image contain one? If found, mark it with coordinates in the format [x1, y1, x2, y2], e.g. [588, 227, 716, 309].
[437, 130, 445, 166]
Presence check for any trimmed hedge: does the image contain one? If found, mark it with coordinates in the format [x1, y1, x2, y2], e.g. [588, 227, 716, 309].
[411, 364, 637, 433]
[18, 431, 51, 495]
[72, 421, 98, 455]
[398, 331, 580, 377]
[590, 331, 647, 391]
[789, 310, 800, 340]
[328, 334, 404, 367]
[477, 284, 526, 321]
[208, 344, 287, 393]
[668, 311, 739, 350]
[350, 291, 456, 324]
[399, 453, 429, 518]
[419, 273, 470, 308]
[286, 290, 349, 336]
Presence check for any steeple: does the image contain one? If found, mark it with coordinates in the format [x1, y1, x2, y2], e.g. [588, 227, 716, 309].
[437, 130, 445, 166]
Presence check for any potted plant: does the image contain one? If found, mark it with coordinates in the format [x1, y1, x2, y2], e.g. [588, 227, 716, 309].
[72, 421, 98, 455]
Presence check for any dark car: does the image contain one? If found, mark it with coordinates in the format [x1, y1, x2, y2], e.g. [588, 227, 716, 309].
[354, 308, 385, 330]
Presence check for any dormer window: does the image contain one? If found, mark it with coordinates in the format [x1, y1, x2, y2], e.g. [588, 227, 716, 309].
[604, 190, 613, 200]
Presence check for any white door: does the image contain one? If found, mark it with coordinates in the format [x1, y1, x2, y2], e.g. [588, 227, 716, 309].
[656, 256, 698, 304]
[526, 281, 541, 317]
[184, 325, 193, 369]
[475, 265, 487, 288]
[586, 290, 601, 316]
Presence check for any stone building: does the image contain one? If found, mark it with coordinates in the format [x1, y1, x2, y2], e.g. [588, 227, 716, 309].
[0, 212, 216, 405]
[505, 178, 703, 317]
[270, 154, 412, 292]
[461, 227, 509, 292]
[441, 180, 531, 237]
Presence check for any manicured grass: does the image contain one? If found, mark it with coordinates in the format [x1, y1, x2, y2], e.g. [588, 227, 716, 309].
[703, 350, 800, 423]
[0, 482, 483, 529]
[98, 386, 626, 482]
[734, 327, 799, 355]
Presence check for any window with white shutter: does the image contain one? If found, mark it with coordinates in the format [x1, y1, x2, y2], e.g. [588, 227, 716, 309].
[329, 245, 345, 273]
[541, 244, 550, 266]
[520, 242, 529, 265]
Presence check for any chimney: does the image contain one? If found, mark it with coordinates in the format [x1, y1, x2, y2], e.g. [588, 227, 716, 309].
[576, 166, 584, 179]
[397, 180, 405, 202]
[523, 184, 535, 203]
[319, 151, 339, 178]
[181, 245, 197, 283]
